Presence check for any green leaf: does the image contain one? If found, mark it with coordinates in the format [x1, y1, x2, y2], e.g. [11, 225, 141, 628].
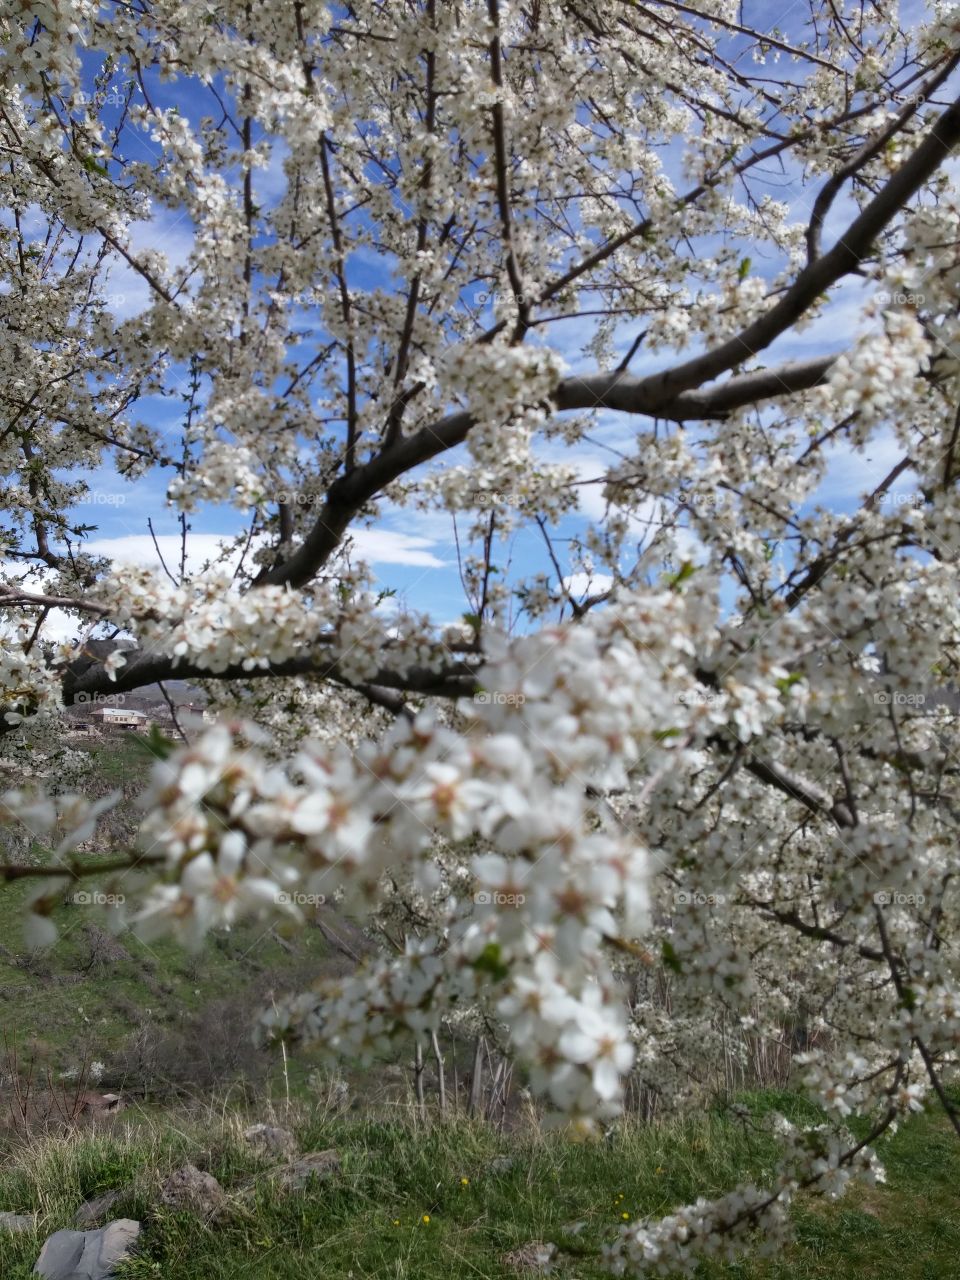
[472, 942, 509, 983]
[776, 673, 803, 694]
[654, 727, 682, 741]
[662, 940, 683, 974]
[81, 155, 110, 178]
[665, 561, 695, 590]
[738, 256, 751, 280]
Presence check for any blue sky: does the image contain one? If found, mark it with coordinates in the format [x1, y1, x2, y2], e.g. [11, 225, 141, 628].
[19, 5, 951, 640]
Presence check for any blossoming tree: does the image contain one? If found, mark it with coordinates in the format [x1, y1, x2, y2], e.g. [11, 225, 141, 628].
[3, 0, 960, 1270]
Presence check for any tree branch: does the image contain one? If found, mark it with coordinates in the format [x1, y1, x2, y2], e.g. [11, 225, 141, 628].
[255, 355, 837, 588]
[624, 88, 960, 404]
[61, 646, 479, 707]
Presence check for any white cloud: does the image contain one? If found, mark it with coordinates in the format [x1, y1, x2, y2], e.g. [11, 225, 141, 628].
[563, 571, 613, 598]
[349, 528, 446, 567]
[103, 209, 196, 319]
[82, 532, 238, 573]
[81, 525, 447, 573]
[0, 598, 82, 646]
[251, 139, 291, 208]
[0, 559, 90, 646]
[0, 522, 448, 650]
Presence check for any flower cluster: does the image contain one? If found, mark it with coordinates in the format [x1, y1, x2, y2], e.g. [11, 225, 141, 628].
[38, 588, 737, 1126]
[824, 309, 930, 438]
[2, 1, 960, 1273]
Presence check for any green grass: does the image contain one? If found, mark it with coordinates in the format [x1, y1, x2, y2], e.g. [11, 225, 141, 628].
[0, 725, 335, 1076]
[0, 865, 333, 1071]
[0, 1093, 957, 1279]
[73, 734, 154, 785]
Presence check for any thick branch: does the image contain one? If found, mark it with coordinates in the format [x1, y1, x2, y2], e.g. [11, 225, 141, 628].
[751, 903, 885, 963]
[806, 48, 960, 262]
[256, 355, 836, 588]
[623, 88, 960, 404]
[61, 646, 479, 706]
[0, 852, 165, 884]
[741, 750, 855, 828]
[557, 355, 836, 419]
[255, 80, 960, 594]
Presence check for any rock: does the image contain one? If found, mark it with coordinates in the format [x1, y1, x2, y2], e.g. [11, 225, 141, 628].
[159, 1164, 224, 1218]
[243, 1123, 298, 1160]
[74, 1191, 125, 1229]
[0, 1210, 36, 1233]
[77, 1092, 123, 1119]
[502, 1240, 558, 1273]
[489, 1155, 516, 1175]
[33, 1219, 141, 1279]
[273, 1149, 341, 1191]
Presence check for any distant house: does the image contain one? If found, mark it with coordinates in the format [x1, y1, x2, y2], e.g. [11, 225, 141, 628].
[172, 700, 215, 725]
[90, 707, 148, 731]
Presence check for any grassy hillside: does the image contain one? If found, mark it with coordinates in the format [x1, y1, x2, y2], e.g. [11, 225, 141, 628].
[0, 1090, 957, 1279]
[0, 734, 337, 1095]
[0, 873, 337, 1079]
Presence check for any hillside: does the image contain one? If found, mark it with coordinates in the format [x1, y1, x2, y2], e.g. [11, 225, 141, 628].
[0, 734, 345, 1104]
